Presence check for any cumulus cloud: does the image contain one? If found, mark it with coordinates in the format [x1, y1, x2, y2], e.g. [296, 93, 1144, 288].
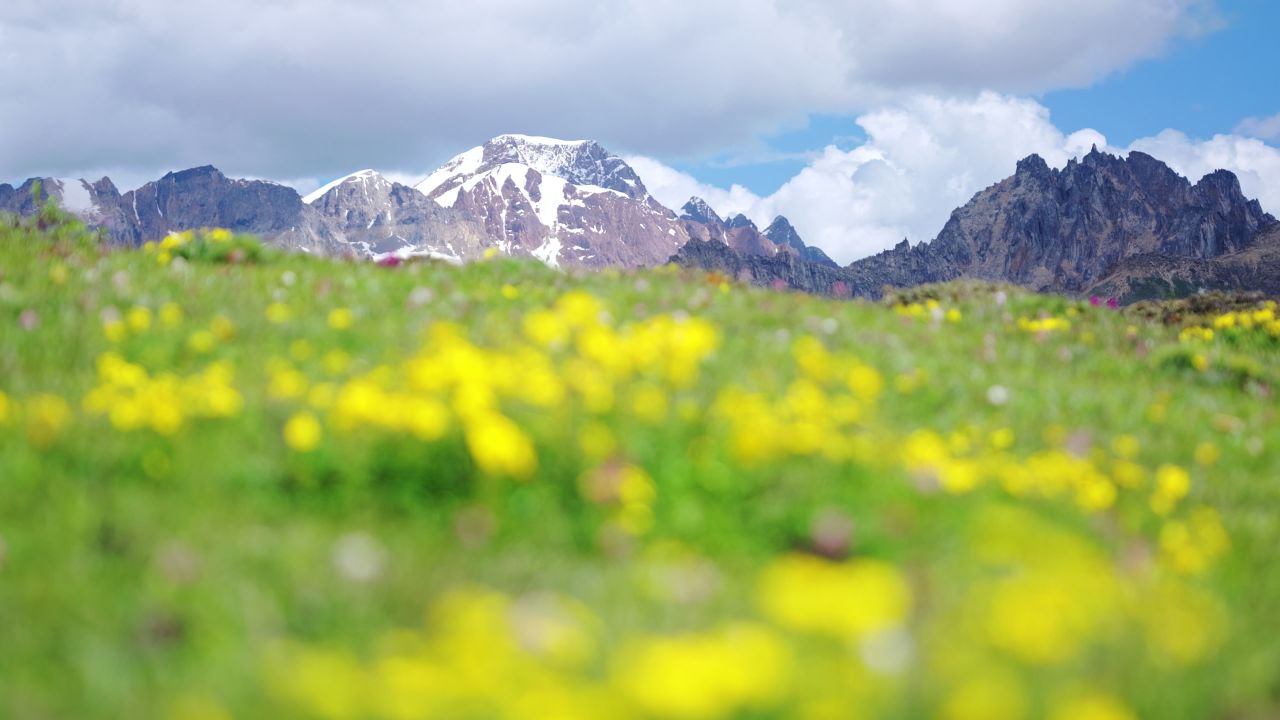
[630, 93, 1280, 265]
[1235, 113, 1280, 141]
[0, 0, 1211, 184]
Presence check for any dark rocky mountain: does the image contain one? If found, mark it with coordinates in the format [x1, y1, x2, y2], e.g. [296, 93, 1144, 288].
[675, 197, 831, 263]
[845, 147, 1274, 295]
[126, 167, 347, 252]
[1086, 222, 1280, 302]
[672, 238, 873, 297]
[680, 197, 723, 226]
[673, 148, 1277, 302]
[677, 201, 776, 257]
[763, 216, 838, 267]
[1, 167, 349, 252]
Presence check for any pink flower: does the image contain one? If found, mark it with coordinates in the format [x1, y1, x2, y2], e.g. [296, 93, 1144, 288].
[1090, 295, 1102, 307]
[1107, 298, 1119, 309]
[377, 256, 402, 268]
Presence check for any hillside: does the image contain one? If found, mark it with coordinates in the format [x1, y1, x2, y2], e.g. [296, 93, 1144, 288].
[2, 211, 1279, 717]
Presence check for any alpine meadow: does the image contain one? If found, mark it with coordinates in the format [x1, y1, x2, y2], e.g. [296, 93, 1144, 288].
[4, 1, 1280, 719]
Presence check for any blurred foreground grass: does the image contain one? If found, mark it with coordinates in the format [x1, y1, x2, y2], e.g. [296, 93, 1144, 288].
[1, 210, 1279, 719]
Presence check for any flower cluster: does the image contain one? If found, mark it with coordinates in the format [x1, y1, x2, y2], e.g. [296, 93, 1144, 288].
[83, 352, 243, 434]
[143, 227, 265, 265]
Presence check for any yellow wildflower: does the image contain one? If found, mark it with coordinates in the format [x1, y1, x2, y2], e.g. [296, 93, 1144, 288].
[284, 412, 323, 452]
[328, 308, 354, 330]
[757, 554, 910, 638]
[464, 413, 537, 478]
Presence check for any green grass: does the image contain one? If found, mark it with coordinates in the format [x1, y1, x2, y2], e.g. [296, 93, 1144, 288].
[2, 211, 1279, 719]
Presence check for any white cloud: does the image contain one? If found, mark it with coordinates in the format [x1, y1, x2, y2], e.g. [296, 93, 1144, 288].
[1234, 113, 1280, 141]
[622, 157, 763, 219]
[0, 0, 1212, 183]
[629, 93, 1280, 266]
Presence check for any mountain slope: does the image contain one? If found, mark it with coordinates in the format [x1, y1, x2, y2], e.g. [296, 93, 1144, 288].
[1086, 222, 1280, 302]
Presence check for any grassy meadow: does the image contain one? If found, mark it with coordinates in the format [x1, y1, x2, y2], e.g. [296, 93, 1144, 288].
[2, 208, 1279, 719]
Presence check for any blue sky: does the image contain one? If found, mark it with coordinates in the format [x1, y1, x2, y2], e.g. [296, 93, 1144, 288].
[675, 0, 1280, 197]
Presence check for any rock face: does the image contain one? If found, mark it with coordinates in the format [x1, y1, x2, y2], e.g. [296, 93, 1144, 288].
[675, 197, 834, 265]
[1086, 222, 1280, 302]
[126, 167, 347, 252]
[844, 148, 1275, 295]
[678, 199, 774, 257]
[306, 170, 491, 262]
[1, 167, 348, 253]
[763, 216, 838, 267]
[413, 134, 687, 268]
[672, 149, 1277, 302]
[671, 238, 874, 297]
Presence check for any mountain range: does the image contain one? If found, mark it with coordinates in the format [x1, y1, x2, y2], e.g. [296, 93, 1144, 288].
[3, 136, 1276, 303]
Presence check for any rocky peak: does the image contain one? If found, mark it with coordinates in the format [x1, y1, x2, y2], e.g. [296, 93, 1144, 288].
[680, 197, 723, 225]
[475, 134, 648, 200]
[726, 213, 757, 230]
[763, 215, 839, 268]
[303, 169, 390, 205]
[1014, 153, 1051, 178]
[847, 151, 1276, 295]
[763, 216, 800, 245]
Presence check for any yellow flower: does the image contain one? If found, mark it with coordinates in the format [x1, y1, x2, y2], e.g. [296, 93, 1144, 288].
[127, 306, 153, 332]
[284, 412, 323, 452]
[1194, 441, 1220, 467]
[188, 330, 216, 354]
[211, 315, 236, 341]
[0, 390, 11, 425]
[328, 308, 354, 330]
[160, 302, 184, 327]
[942, 670, 1028, 720]
[612, 623, 791, 719]
[1110, 434, 1139, 459]
[25, 394, 72, 448]
[464, 413, 537, 478]
[501, 284, 520, 299]
[1047, 692, 1135, 720]
[103, 318, 127, 343]
[266, 302, 293, 324]
[1151, 464, 1191, 515]
[757, 554, 910, 638]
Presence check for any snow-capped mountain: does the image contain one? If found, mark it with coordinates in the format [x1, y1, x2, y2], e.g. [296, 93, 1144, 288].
[1, 134, 834, 272]
[412, 134, 687, 268]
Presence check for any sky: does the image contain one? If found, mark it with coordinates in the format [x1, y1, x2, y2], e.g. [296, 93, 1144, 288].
[2, 0, 1278, 264]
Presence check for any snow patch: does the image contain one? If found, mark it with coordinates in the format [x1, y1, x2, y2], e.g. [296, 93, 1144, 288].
[416, 146, 484, 198]
[531, 235, 562, 268]
[303, 169, 382, 204]
[55, 178, 95, 215]
[494, 134, 589, 146]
